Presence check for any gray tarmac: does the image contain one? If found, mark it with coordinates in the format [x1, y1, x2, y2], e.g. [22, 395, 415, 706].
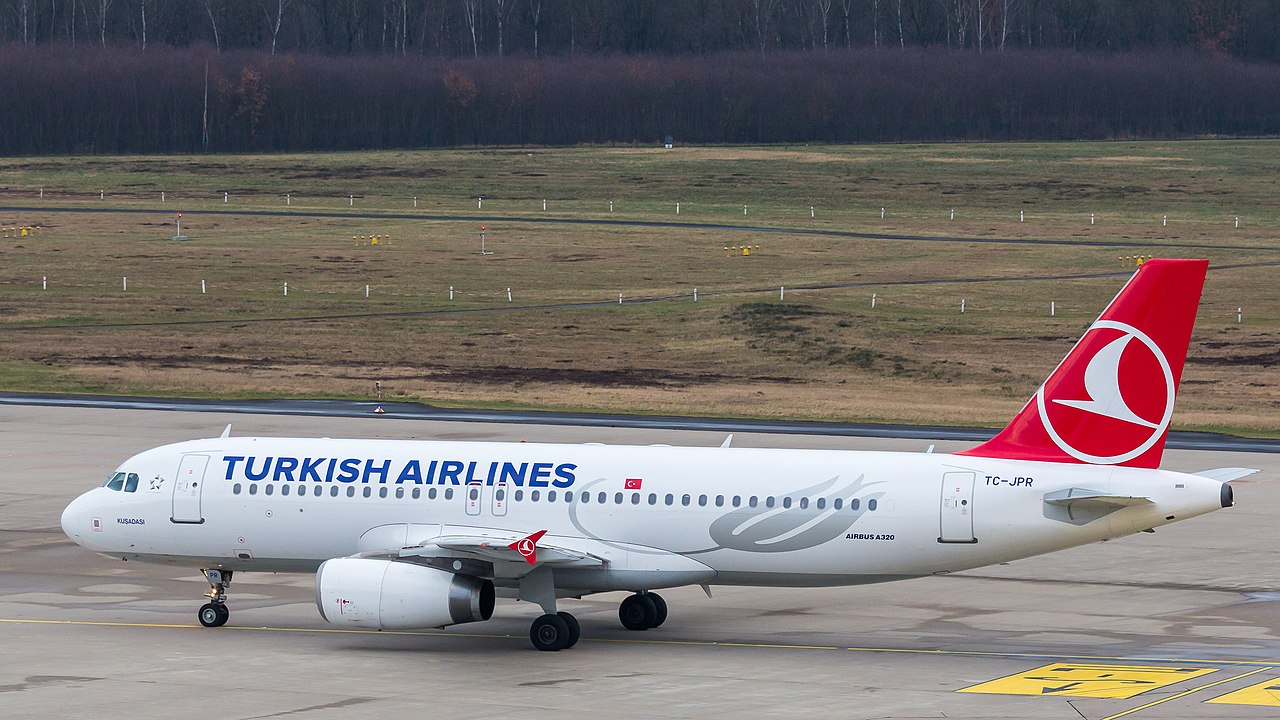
[3, 404, 1280, 720]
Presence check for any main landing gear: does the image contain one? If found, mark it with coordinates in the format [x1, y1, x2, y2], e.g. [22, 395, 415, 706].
[197, 569, 232, 628]
[619, 592, 667, 631]
[529, 611, 581, 652]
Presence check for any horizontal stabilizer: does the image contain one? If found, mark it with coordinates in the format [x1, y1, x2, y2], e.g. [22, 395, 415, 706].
[1043, 487, 1152, 508]
[1193, 468, 1260, 483]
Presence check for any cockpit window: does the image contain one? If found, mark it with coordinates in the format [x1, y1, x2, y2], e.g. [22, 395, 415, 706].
[124, 473, 139, 493]
[105, 472, 126, 491]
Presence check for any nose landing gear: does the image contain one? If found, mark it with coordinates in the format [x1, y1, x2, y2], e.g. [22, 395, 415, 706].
[197, 569, 232, 628]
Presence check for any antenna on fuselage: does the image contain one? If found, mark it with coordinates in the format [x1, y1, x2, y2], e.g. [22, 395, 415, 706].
[220, 424, 232, 439]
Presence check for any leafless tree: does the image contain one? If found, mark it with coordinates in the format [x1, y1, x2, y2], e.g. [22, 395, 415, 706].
[528, 0, 541, 56]
[204, 0, 222, 51]
[814, 0, 832, 48]
[95, 0, 110, 46]
[461, 0, 479, 56]
[493, 0, 514, 55]
[262, 0, 291, 55]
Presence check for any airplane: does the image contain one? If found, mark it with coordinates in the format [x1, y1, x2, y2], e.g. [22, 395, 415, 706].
[61, 258, 1257, 651]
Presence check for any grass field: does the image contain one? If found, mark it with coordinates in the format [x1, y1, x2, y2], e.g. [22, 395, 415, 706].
[0, 141, 1276, 434]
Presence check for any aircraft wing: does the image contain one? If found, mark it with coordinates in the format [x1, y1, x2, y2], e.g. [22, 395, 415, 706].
[393, 528, 606, 568]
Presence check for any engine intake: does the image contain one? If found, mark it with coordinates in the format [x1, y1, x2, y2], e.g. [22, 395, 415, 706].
[316, 558, 495, 630]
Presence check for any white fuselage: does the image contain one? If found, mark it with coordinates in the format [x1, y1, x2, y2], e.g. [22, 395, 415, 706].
[61, 436, 1226, 593]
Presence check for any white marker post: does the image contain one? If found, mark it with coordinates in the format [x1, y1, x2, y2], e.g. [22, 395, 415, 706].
[1020, 210, 1024, 222]
[880, 207, 885, 219]
[1091, 213, 1095, 225]
[201, 280, 206, 294]
[743, 205, 748, 215]
[1235, 216, 1240, 228]
[123, 276, 127, 291]
[950, 208, 955, 220]
[693, 288, 698, 302]
[42, 276, 47, 290]
[224, 192, 229, 203]
[413, 197, 418, 208]
[871, 293, 876, 309]
[287, 194, 291, 205]
[542, 199, 547, 211]
[507, 288, 512, 302]
[365, 284, 370, 299]
[676, 202, 680, 215]
[39, 187, 43, 199]
[450, 286, 454, 301]
[610, 200, 614, 213]
[478, 197, 483, 209]
[1238, 307, 1243, 323]
[619, 293, 623, 304]
[284, 282, 288, 297]
[780, 286, 785, 301]
[1051, 301, 1056, 317]
[1163, 215, 1168, 227]
[960, 298, 966, 313]
[100, 190, 104, 200]
[161, 191, 165, 202]
[810, 206, 815, 218]
[349, 195, 354, 207]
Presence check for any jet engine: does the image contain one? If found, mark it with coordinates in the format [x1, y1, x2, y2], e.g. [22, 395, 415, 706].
[315, 558, 494, 630]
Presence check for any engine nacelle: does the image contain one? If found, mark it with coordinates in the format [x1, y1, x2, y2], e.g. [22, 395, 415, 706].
[315, 558, 495, 630]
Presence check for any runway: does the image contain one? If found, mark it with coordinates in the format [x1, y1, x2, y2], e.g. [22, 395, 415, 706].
[3, 404, 1279, 719]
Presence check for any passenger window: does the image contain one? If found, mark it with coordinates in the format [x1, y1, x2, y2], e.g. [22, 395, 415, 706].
[330, 486, 339, 497]
[851, 498, 860, 510]
[732, 496, 741, 508]
[313, 486, 322, 497]
[833, 498, 842, 510]
[631, 493, 641, 504]
[531, 490, 541, 502]
[565, 492, 573, 503]
[411, 488, 420, 499]
[281, 485, 290, 496]
[798, 497, 808, 509]
[548, 491, 557, 502]
[782, 497, 792, 509]
[665, 494, 674, 506]
[445, 488, 454, 500]
[698, 495, 707, 507]
[430, 488, 439, 500]
[265, 485, 274, 496]
[395, 488, 404, 499]
[749, 496, 758, 508]
[816, 498, 826, 509]
[346, 486, 355, 497]
[124, 473, 139, 493]
[105, 472, 126, 491]
[765, 497, 775, 508]
[513, 489, 523, 502]
[598, 492, 607, 504]
[614, 492, 623, 504]
[715, 495, 724, 507]
[868, 498, 877, 511]
[379, 487, 388, 498]
[581, 492, 589, 503]
[248, 484, 258, 495]
[648, 493, 657, 505]
[233, 483, 242, 495]
[681, 494, 691, 506]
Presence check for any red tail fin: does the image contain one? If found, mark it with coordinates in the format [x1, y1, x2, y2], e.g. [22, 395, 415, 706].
[958, 259, 1207, 468]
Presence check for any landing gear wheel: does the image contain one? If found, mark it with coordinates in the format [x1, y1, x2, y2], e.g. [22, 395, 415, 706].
[557, 611, 581, 649]
[648, 593, 668, 628]
[530, 613, 572, 651]
[198, 602, 229, 628]
[619, 593, 658, 631]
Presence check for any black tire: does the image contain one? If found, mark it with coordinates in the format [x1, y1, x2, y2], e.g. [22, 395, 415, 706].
[198, 603, 224, 628]
[619, 593, 658, 631]
[530, 613, 571, 651]
[557, 612, 581, 649]
[648, 593, 668, 628]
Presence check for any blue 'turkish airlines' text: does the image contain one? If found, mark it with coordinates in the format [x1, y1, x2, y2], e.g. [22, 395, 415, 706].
[222, 456, 577, 487]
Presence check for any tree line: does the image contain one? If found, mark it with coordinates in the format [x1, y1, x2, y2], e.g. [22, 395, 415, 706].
[1, 43, 1276, 155]
[1, 0, 1277, 62]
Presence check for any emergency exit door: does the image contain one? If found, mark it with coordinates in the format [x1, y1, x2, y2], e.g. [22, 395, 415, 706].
[939, 471, 976, 543]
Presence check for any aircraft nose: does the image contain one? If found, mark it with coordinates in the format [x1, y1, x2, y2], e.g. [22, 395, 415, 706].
[61, 493, 92, 544]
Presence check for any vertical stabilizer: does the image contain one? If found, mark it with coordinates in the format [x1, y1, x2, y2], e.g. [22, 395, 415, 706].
[958, 259, 1208, 468]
